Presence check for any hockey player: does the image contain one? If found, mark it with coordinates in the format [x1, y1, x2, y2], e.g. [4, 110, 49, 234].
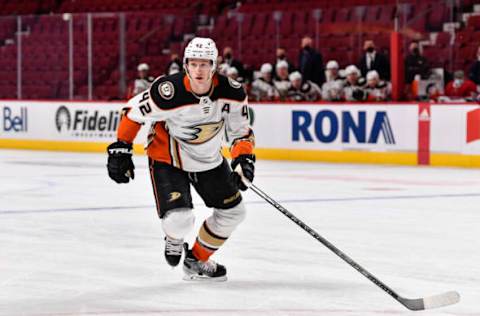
[106, 37, 255, 281]
[322, 60, 345, 101]
[287, 71, 322, 101]
[343, 65, 367, 101]
[132, 63, 155, 96]
[273, 60, 291, 100]
[250, 63, 279, 101]
[365, 70, 391, 101]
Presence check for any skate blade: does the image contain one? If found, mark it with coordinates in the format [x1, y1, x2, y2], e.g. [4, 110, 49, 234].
[182, 274, 227, 282]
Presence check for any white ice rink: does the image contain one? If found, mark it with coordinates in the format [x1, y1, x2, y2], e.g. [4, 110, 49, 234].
[1, 149, 479, 316]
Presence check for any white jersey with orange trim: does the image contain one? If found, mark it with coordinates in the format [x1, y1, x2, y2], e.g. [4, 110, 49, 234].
[121, 72, 254, 172]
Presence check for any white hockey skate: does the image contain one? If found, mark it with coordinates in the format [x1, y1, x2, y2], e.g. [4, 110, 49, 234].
[182, 244, 227, 282]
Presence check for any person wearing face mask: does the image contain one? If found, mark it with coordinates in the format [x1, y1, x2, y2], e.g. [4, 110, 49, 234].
[358, 40, 390, 80]
[445, 70, 478, 99]
[222, 46, 245, 81]
[298, 36, 325, 86]
[405, 42, 429, 84]
[273, 47, 295, 79]
[468, 46, 480, 85]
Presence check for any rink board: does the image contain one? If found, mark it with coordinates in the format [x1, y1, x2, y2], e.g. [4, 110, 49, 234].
[1, 100, 480, 167]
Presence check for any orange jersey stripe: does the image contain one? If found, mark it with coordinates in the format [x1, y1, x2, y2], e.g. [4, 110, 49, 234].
[117, 115, 141, 143]
[147, 122, 173, 165]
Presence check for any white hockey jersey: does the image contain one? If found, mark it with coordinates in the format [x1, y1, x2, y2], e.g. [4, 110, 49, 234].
[133, 76, 155, 96]
[250, 78, 279, 101]
[118, 73, 254, 172]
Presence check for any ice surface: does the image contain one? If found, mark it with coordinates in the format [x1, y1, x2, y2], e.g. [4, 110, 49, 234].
[1, 149, 479, 316]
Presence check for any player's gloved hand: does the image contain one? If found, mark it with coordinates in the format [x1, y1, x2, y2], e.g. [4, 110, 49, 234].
[231, 154, 255, 191]
[107, 141, 135, 184]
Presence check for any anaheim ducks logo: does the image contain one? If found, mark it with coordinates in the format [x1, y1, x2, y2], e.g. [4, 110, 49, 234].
[168, 192, 182, 202]
[179, 120, 224, 145]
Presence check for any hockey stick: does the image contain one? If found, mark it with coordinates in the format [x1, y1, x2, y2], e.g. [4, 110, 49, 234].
[245, 181, 460, 311]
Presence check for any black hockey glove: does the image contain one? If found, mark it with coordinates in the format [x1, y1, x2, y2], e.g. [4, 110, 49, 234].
[231, 154, 255, 191]
[107, 141, 135, 184]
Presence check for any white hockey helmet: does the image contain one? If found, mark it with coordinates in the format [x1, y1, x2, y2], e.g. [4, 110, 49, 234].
[289, 71, 302, 82]
[345, 65, 360, 76]
[276, 60, 289, 70]
[326, 60, 339, 70]
[137, 63, 149, 71]
[366, 70, 379, 81]
[260, 63, 273, 73]
[183, 37, 218, 74]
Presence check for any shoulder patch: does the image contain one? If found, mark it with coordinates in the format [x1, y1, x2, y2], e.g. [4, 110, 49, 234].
[228, 77, 242, 89]
[149, 73, 196, 110]
[158, 81, 175, 100]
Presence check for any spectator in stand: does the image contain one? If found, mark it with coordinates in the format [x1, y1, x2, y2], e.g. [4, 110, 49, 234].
[365, 70, 391, 101]
[298, 36, 325, 86]
[405, 42, 429, 84]
[251, 63, 279, 101]
[166, 53, 182, 75]
[273, 47, 295, 79]
[131, 63, 155, 97]
[468, 46, 480, 85]
[273, 60, 291, 100]
[358, 40, 390, 80]
[322, 60, 345, 101]
[445, 70, 478, 99]
[287, 71, 322, 101]
[343, 65, 367, 101]
[222, 46, 245, 79]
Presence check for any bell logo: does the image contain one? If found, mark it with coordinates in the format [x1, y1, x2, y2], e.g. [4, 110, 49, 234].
[466, 109, 480, 143]
[2, 106, 28, 132]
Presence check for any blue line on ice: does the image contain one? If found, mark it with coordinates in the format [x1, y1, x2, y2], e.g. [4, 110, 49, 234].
[1, 192, 479, 215]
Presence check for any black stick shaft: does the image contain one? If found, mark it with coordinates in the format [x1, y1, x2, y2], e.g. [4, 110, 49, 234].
[249, 184, 404, 305]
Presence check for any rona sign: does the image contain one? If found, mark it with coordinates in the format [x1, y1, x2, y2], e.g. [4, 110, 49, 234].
[292, 110, 396, 144]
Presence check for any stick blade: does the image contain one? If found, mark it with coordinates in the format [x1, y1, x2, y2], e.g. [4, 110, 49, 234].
[400, 291, 460, 311]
